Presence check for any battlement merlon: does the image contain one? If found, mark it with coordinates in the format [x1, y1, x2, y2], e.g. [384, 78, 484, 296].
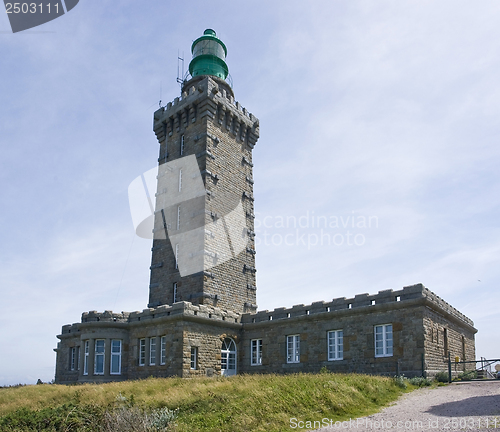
[241, 284, 476, 330]
[153, 76, 259, 149]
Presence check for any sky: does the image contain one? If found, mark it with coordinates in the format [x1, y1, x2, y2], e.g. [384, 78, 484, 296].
[1, 0, 499, 386]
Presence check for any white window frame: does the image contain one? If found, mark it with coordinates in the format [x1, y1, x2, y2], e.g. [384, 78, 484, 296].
[190, 347, 197, 370]
[287, 334, 300, 364]
[180, 135, 184, 156]
[251, 339, 263, 366]
[139, 338, 146, 366]
[83, 341, 89, 375]
[175, 244, 179, 270]
[110, 339, 122, 375]
[327, 330, 343, 361]
[160, 336, 166, 365]
[173, 282, 178, 303]
[94, 339, 105, 375]
[150, 338, 156, 365]
[375, 324, 393, 358]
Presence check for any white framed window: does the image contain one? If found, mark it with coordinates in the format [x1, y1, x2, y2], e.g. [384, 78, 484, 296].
[75, 346, 80, 371]
[175, 245, 179, 270]
[180, 135, 184, 156]
[328, 330, 343, 361]
[190, 347, 197, 370]
[173, 282, 178, 303]
[251, 339, 262, 366]
[178, 169, 182, 192]
[150, 338, 156, 365]
[110, 340, 122, 375]
[177, 206, 181, 230]
[375, 324, 393, 358]
[160, 336, 166, 365]
[70, 347, 76, 371]
[287, 335, 300, 364]
[83, 341, 89, 375]
[139, 338, 146, 366]
[94, 339, 105, 375]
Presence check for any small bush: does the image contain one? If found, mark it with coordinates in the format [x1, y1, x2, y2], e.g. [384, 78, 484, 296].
[457, 370, 477, 381]
[393, 375, 408, 389]
[408, 377, 432, 387]
[102, 406, 177, 432]
[434, 371, 449, 383]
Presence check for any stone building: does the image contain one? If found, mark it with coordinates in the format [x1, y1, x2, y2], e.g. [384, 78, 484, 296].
[54, 30, 476, 384]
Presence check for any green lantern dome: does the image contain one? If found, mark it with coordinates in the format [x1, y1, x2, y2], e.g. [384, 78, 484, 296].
[188, 29, 228, 80]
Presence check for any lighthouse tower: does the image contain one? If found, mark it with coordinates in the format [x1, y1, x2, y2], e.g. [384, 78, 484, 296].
[148, 29, 260, 314]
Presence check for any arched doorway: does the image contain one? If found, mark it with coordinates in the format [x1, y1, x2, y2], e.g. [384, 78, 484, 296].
[221, 338, 237, 376]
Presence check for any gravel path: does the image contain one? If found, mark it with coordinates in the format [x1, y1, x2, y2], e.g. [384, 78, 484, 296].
[309, 381, 500, 432]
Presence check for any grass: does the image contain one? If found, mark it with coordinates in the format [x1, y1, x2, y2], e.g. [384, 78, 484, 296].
[0, 373, 413, 432]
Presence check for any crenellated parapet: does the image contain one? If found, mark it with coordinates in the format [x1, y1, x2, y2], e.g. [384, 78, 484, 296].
[240, 284, 474, 327]
[59, 302, 242, 335]
[153, 76, 259, 150]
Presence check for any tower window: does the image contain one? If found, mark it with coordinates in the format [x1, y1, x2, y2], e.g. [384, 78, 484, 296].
[178, 169, 182, 192]
[177, 206, 181, 230]
[175, 245, 179, 270]
[180, 135, 185, 156]
[173, 282, 178, 303]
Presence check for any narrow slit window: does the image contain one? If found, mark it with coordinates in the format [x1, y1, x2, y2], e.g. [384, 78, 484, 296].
[160, 336, 166, 365]
[177, 206, 181, 230]
[150, 338, 156, 365]
[190, 347, 197, 370]
[178, 169, 182, 192]
[173, 282, 178, 303]
[175, 245, 179, 270]
[83, 341, 89, 375]
[180, 135, 185, 156]
[139, 339, 146, 366]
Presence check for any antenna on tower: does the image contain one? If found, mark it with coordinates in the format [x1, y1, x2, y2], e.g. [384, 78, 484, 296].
[159, 81, 162, 108]
[177, 50, 185, 89]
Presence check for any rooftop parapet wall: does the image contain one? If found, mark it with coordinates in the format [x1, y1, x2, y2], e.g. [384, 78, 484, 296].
[60, 302, 241, 335]
[241, 284, 474, 327]
[59, 285, 473, 335]
[153, 76, 259, 148]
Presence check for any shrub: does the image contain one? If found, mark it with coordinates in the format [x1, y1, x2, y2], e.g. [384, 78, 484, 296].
[434, 372, 449, 383]
[102, 406, 177, 432]
[393, 375, 408, 389]
[408, 377, 432, 387]
[457, 370, 477, 381]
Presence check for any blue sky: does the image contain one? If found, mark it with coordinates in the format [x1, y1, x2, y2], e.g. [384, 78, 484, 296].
[1, 0, 499, 385]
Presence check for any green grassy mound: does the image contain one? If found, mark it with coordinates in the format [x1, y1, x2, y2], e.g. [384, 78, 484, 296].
[0, 373, 410, 432]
